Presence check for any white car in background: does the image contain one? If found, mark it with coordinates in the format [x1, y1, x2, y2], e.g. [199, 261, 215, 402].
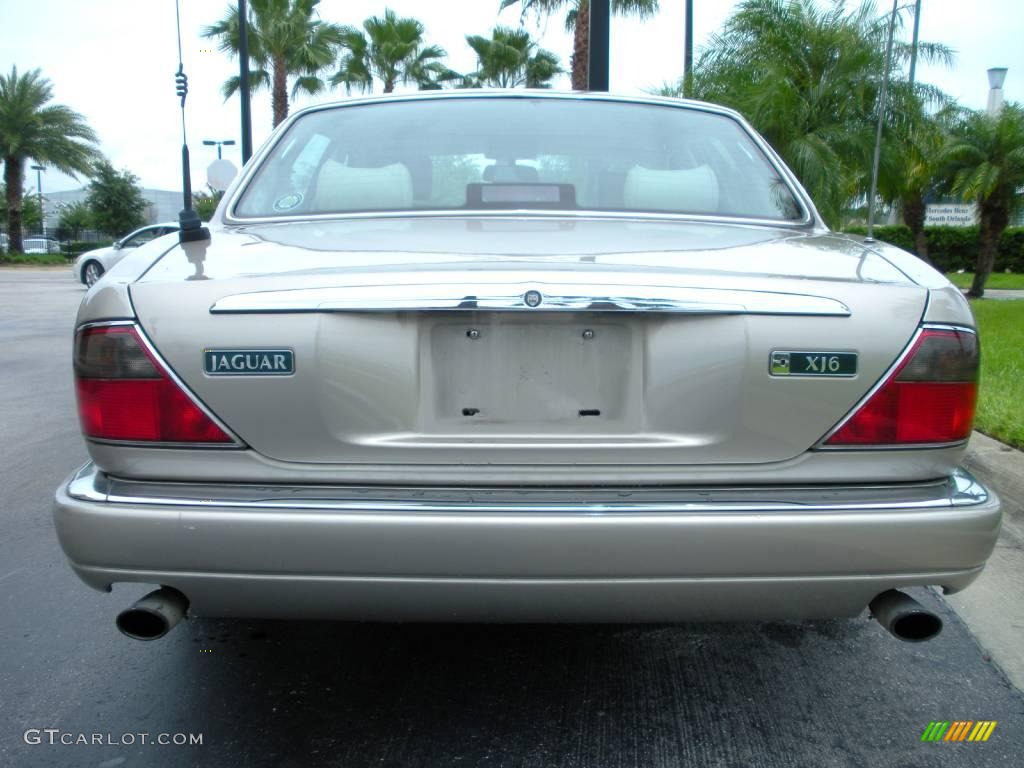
[24, 236, 61, 254]
[73, 222, 179, 287]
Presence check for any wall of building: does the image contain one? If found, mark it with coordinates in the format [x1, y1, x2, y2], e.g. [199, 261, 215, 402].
[42, 188, 181, 232]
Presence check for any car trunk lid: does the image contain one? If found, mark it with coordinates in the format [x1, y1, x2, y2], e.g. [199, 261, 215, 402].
[130, 218, 926, 468]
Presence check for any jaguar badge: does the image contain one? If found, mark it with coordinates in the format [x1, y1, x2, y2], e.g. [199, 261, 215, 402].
[524, 290, 543, 308]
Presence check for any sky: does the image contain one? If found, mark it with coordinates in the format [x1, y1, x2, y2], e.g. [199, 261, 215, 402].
[2, 0, 1022, 195]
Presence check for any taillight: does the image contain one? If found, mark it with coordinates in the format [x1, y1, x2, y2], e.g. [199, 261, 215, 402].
[824, 328, 978, 447]
[74, 325, 234, 444]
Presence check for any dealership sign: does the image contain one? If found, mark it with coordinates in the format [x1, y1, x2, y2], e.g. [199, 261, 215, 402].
[925, 204, 978, 227]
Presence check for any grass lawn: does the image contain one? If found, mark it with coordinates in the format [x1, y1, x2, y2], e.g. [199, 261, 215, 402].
[972, 299, 1024, 449]
[0, 252, 68, 266]
[947, 272, 1024, 290]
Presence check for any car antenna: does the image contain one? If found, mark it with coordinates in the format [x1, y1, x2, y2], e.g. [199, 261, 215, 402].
[174, 0, 210, 244]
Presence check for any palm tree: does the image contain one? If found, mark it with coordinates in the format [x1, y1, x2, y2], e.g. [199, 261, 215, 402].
[940, 104, 1024, 298]
[500, 1, 658, 90]
[203, 0, 344, 127]
[464, 26, 562, 88]
[332, 10, 456, 94]
[668, 0, 951, 228]
[0, 67, 99, 253]
[876, 100, 952, 264]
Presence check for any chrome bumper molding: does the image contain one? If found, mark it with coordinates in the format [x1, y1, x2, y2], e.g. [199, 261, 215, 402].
[66, 463, 989, 514]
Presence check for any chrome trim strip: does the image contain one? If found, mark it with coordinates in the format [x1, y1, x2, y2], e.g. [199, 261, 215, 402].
[76, 319, 136, 331]
[221, 208, 816, 229]
[920, 323, 978, 334]
[815, 440, 970, 453]
[210, 283, 851, 317]
[814, 323, 977, 450]
[66, 462, 989, 512]
[221, 91, 821, 230]
[73, 321, 247, 449]
[85, 438, 250, 450]
[66, 462, 109, 503]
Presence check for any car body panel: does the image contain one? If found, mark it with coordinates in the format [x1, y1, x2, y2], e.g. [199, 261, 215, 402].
[129, 219, 929, 473]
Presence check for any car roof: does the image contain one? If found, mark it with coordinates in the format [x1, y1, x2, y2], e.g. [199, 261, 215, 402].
[285, 89, 745, 124]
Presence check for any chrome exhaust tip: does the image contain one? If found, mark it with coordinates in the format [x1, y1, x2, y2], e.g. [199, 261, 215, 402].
[116, 587, 189, 641]
[869, 589, 943, 642]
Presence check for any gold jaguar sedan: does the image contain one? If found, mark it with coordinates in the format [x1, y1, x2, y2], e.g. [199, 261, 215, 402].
[53, 92, 1000, 642]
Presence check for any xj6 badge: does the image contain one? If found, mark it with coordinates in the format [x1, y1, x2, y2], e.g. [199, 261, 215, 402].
[204, 349, 295, 376]
[770, 351, 857, 377]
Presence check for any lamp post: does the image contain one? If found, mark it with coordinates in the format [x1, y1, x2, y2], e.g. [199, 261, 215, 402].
[908, 0, 922, 86]
[683, 0, 694, 97]
[588, 0, 610, 91]
[239, 0, 253, 163]
[30, 164, 45, 236]
[987, 67, 1008, 116]
[866, 0, 900, 242]
[202, 139, 236, 160]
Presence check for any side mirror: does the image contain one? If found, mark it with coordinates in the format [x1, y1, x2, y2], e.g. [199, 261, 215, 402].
[112, 241, 123, 250]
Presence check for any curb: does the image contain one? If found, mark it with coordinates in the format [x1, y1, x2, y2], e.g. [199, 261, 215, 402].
[965, 431, 1024, 530]
[945, 432, 1024, 692]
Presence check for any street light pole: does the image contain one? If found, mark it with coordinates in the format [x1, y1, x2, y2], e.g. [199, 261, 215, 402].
[239, 0, 253, 163]
[866, 0, 900, 242]
[684, 0, 694, 97]
[908, 0, 922, 86]
[203, 139, 236, 160]
[30, 164, 45, 236]
[588, 0, 610, 91]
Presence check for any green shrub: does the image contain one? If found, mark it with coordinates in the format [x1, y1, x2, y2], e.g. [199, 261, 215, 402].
[843, 224, 913, 251]
[842, 225, 1024, 273]
[0, 252, 69, 265]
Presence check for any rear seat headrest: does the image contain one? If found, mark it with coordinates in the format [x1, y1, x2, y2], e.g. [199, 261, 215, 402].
[623, 165, 719, 213]
[314, 160, 413, 211]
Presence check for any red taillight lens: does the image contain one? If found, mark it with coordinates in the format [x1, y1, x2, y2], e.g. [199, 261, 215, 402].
[74, 326, 233, 444]
[825, 329, 978, 447]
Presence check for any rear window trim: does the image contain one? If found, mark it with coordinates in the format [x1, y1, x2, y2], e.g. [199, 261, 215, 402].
[223, 93, 817, 229]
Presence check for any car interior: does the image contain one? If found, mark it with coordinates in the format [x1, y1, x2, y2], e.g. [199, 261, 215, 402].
[235, 98, 802, 221]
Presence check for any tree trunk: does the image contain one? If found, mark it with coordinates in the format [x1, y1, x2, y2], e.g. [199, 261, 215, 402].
[969, 204, 1009, 299]
[571, 0, 590, 90]
[271, 56, 288, 128]
[4, 155, 25, 254]
[900, 194, 931, 265]
[383, 78, 395, 94]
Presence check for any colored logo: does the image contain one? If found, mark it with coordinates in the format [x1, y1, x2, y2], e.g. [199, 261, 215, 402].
[921, 721, 997, 742]
[769, 350, 858, 377]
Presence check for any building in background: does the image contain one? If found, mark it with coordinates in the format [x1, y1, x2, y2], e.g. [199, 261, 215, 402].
[42, 188, 180, 233]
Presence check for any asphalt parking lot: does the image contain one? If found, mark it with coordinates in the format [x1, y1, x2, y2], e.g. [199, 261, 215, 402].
[1, 268, 1022, 768]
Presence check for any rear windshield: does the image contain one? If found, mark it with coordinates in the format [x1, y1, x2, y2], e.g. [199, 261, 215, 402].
[233, 97, 804, 221]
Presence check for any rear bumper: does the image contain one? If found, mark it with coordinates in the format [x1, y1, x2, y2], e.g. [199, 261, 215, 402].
[53, 463, 1001, 622]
